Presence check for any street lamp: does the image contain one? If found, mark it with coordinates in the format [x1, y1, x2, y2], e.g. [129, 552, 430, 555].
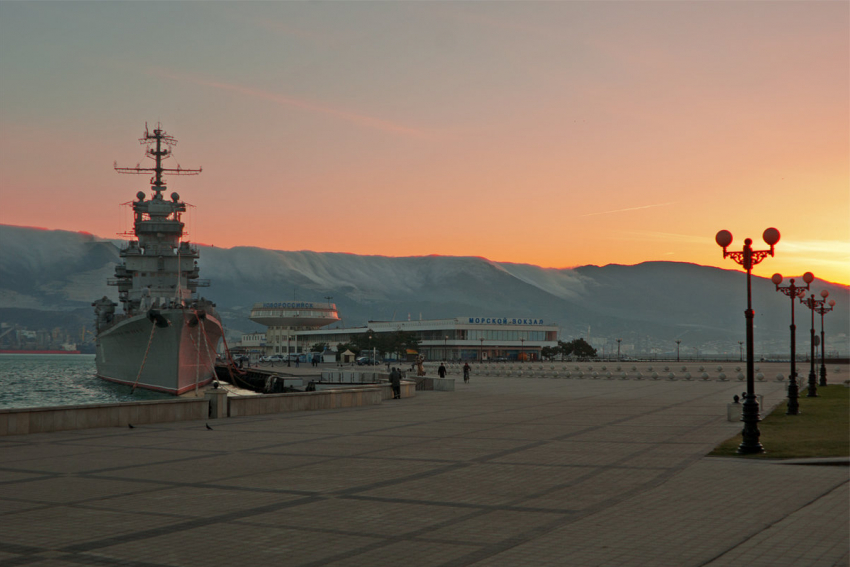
[771, 272, 813, 415]
[810, 291, 835, 387]
[287, 330, 291, 367]
[738, 341, 743, 362]
[617, 338, 621, 361]
[479, 336, 484, 362]
[520, 337, 525, 362]
[716, 227, 779, 454]
[444, 335, 448, 362]
[800, 293, 827, 397]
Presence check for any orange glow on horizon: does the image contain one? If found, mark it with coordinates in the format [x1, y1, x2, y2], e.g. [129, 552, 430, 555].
[0, 2, 846, 286]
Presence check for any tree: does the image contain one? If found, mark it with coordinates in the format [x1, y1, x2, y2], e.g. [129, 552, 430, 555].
[310, 342, 328, 353]
[571, 338, 597, 359]
[540, 346, 557, 360]
[388, 330, 420, 360]
[557, 339, 597, 360]
[351, 330, 383, 359]
[557, 340, 573, 360]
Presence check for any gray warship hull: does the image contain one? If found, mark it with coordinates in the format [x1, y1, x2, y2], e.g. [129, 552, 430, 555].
[95, 310, 223, 395]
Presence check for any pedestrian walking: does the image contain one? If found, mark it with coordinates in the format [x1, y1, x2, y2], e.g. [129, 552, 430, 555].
[438, 363, 447, 378]
[463, 362, 471, 383]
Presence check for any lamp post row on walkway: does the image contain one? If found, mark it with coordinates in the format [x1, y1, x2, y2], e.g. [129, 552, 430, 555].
[771, 272, 812, 415]
[716, 227, 780, 455]
[814, 295, 835, 387]
[801, 291, 835, 391]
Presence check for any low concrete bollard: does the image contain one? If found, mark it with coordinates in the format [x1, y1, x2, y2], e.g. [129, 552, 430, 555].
[205, 389, 228, 419]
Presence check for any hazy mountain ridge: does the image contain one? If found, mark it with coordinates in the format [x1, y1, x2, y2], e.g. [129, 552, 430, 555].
[1, 225, 847, 352]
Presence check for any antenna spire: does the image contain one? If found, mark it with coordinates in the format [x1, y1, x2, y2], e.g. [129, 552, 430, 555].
[114, 123, 202, 198]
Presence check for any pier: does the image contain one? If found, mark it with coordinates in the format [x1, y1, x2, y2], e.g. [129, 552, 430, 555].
[0, 366, 846, 566]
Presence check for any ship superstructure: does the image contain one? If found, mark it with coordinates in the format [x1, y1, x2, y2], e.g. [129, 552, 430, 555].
[92, 124, 223, 395]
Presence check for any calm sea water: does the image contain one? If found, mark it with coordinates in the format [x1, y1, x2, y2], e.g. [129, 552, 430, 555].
[0, 354, 173, 410]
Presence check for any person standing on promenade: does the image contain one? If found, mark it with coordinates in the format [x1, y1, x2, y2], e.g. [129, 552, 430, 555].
[390, 367, 401, 399]
[463, 362, 471, 383]
[438, 363, 447, 378]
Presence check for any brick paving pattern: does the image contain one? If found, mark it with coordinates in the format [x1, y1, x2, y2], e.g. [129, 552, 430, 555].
[1, 369, 847, 566]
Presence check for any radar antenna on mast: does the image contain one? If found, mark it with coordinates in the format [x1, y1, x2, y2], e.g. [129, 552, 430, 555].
[114, 122, 202, 197]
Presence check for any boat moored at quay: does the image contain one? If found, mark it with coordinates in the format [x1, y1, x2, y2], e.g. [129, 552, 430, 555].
[92, 124, 223, 395]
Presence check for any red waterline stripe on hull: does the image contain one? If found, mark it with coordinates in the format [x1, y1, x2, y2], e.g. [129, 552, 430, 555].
[98, 374, 213, 395]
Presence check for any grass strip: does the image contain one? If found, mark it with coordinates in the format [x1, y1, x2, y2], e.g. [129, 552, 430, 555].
[710, 384, 849, 459]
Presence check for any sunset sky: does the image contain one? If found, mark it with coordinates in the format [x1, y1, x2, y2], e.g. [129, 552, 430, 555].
[1, 2, 848, 284]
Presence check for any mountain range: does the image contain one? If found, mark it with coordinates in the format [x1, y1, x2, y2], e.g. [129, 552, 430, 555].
[1, 224, 847, 355]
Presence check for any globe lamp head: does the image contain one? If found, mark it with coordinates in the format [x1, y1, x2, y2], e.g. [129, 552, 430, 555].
[715, 230, 733, 248]
[763, 227, 780, 246]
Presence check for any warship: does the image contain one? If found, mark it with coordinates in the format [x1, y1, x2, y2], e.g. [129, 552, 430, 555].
[92, 124, 223, 395]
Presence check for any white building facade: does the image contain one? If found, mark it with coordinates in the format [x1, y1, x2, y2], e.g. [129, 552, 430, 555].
[249, 301, 340, 356]
[293, 316, 559, 362]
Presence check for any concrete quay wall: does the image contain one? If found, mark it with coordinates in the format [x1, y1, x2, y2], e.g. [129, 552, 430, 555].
[228, 386, 384, 417]
[0, 398, 208, 436]
[1, 381, 419, 436]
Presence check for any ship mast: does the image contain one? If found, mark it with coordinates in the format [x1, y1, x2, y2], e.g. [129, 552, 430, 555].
[114, 123, 202, 197]
[109, 124, 209, 313]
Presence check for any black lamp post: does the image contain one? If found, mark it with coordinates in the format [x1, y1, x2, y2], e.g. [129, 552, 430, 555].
[716, 227, 779, 454]
[812, 291, 835, 387]
[675, 340, 681, 362]
[771, 272, 813, 415]
[520, 337, 525, 362]
[738, 341, 743, 362]
[479, 337, 484, 362]
[617, 338, 621, 361]
[444, 335, 448, 362]
[800, 294, 826, 397]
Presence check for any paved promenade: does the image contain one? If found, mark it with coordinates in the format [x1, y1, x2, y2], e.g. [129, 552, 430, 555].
[1, 372, 847, 567]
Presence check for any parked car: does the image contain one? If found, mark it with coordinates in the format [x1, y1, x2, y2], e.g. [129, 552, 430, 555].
[260, 355, 284, 363]
[356, 356, 379, 366]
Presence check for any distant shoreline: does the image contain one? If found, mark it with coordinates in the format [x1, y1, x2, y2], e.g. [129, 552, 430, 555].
[0, 350, 81, 355]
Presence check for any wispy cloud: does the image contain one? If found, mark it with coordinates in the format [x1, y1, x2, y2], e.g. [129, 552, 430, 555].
[618, 230, 707, 244]
[779, 239, 850, 271]
[780, 239, 850, 256]
[150, 68, 425, 138]
[582, 202, 674, 217]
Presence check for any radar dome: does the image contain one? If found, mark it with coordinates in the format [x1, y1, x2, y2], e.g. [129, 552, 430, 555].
[136, 191, 146, 201]
[171, 192, 180, 202]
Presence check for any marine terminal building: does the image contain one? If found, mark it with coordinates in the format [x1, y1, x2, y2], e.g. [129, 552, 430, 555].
[248, 301, 340, 356]
[249, 302, 559, 361]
